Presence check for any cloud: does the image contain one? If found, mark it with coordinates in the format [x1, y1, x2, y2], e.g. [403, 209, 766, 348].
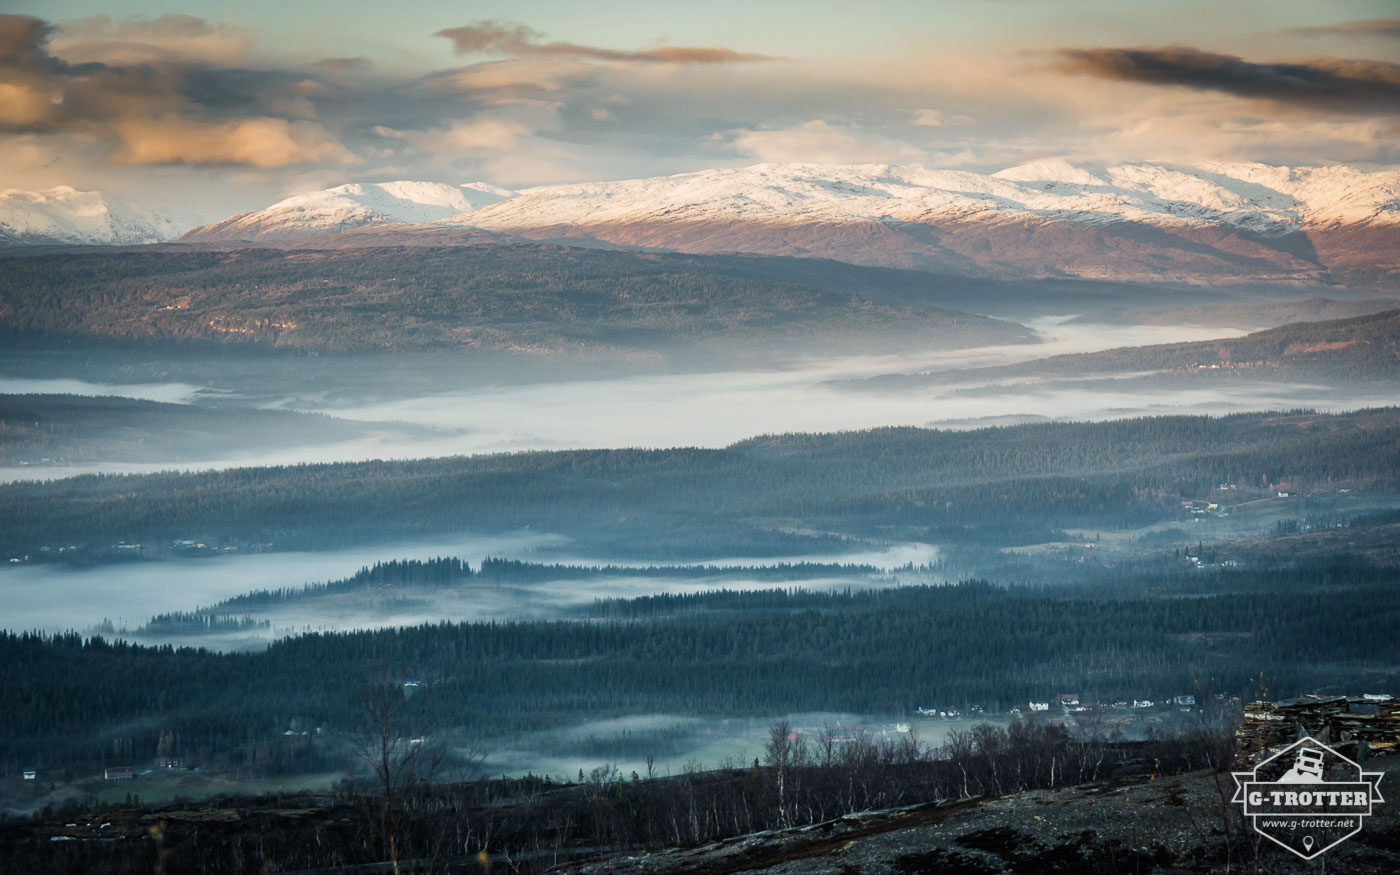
[435, 20, 778, 64]
[727, 120, 924, 164]
[308, 57, 373, 77]
[1066, 100, 1400, 167]
[0, 15, 55, 65]
[0, 13, 356, 168]
[1049, 46, 1400, 113]
[51, 14, 256, 65]
[424, 57, 595, 94]
[379, 117, 531, 154]
[0, 80, 60, 128]
[910, 108, 972, 127]
[1279, 19, 1400, 41]
[110, 116, 356, 167]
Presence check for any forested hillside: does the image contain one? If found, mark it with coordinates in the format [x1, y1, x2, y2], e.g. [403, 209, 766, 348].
[0, 245, 1030, 355]
[852, 309, 1400, 390]
[0, 394, 405, 465]
[3, 410, 1396, 561]
[3, 563, 1395, 771]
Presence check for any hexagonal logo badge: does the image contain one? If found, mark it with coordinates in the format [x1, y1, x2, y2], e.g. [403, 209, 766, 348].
[1231, 736, 1384, 860]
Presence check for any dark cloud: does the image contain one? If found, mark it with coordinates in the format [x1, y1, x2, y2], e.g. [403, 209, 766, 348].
[0, 14, 352, 165]
[1279, 18, 1400, 40]
[1050, 45, 1400, 113]
[0, 15, 54, 65]
[435, 20, 778, 64]
[178, 66, 324, 116]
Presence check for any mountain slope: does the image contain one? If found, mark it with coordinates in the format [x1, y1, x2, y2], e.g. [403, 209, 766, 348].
[0, 186, 192, 246]
[844, 309, 1400, 391]
[179, 161, 1400, 286]
[181, 181, 514, 243]
[457, 161, 1396, 285]
[0, 245, 1033, 355]
[470, 160, 1400, 234]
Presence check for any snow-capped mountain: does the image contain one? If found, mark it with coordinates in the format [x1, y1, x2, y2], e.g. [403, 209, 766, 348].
[182, 181, 515, 243]
[178, 161, 1400, 285]
[0, 186, 192, 246]
[462, 159, 1400, 235]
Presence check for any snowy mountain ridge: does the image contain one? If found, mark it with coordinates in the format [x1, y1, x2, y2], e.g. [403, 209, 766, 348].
[183, 181, 515, 243]
[0, 186, 194, 246]
[456, 160, 1400, 235]
[10, 163, 1398, 287]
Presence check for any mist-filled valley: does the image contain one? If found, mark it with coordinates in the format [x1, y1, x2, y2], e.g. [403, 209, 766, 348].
[11, 0, 1400, 865]
[2, 238, 1399, 873]
[9, 308, 1400, 482]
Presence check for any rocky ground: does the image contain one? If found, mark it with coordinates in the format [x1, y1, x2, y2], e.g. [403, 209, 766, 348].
[568, 757, 1400, 874]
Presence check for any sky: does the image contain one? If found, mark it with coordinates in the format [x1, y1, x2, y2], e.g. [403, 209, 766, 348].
[2, 0, 1398, 218]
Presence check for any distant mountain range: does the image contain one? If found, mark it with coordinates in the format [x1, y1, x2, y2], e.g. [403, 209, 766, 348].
[183, 181, 515, 242]
[7, 161, 1400, 286]
[0, 186, 194, 247]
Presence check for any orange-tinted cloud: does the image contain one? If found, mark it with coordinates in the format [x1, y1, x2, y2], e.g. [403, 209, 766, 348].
[1050, 46, 1400, 113]
[435, 20, 778, 64]
[1279, 19, 1400, 40]
[111, 116, 355, 167]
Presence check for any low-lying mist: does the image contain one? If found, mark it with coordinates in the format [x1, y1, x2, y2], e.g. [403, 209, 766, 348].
[1, 533, 561, 637]
[0, 319, 1261, 482]
[1, 540, 941, 647]
[473, 707, 1162, 781]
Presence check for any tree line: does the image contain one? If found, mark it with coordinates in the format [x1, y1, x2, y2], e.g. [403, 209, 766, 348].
[3, 409, 1396, 562]
[1, 563, 1395, 775]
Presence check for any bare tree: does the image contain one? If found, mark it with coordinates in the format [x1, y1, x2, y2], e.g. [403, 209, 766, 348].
[1185, 690, 1245, 873]
[764, 719, 805, 828]
[352, 665, 446, 875]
